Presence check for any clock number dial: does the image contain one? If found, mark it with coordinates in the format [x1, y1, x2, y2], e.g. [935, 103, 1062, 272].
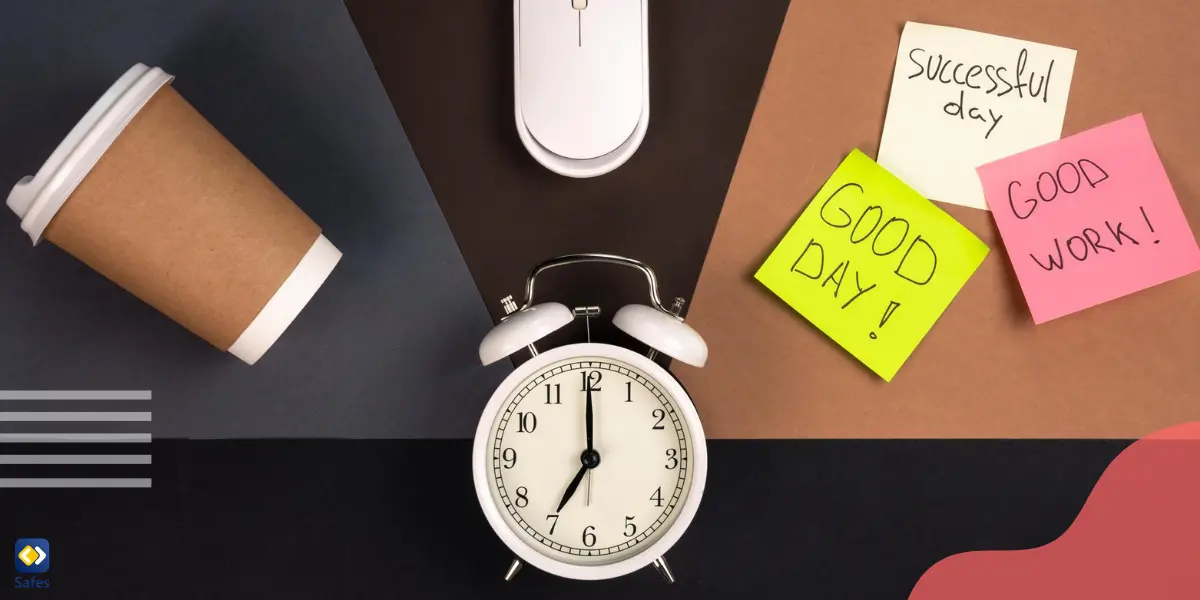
[516, 412, 537, 433]
[489, 358, 691, 565]
[651, 408, 666, 430]
[580, 370, 602, 391]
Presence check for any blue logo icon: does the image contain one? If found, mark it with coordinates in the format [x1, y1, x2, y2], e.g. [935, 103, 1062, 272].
[14, 540, 49, 574]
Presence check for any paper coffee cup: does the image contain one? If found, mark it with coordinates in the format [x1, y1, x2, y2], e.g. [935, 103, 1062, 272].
[6, 64, 341, 365]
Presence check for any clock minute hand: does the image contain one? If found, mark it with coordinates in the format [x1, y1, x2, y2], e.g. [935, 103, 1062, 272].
[559, 380, 597, 513]
[585, 384, 594, 451]
[556, 464, 588, 513]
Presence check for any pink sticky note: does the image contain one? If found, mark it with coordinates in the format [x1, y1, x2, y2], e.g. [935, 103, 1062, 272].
[978, 114, 1200, 323]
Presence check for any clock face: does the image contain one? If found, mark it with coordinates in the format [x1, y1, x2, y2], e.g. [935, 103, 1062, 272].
[485, 355, 693, 566]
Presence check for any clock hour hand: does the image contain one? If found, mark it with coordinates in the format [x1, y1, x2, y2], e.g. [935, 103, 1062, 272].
[556, 464, 589, 512]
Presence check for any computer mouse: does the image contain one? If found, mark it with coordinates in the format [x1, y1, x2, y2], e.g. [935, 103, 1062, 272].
[514, 0, 649, 178]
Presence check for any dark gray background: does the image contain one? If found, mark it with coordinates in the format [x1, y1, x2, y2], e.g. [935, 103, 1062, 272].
[0, 0, 511, 438]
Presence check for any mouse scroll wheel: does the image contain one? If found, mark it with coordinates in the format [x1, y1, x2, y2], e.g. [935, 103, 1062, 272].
[572, 0, 588, 9]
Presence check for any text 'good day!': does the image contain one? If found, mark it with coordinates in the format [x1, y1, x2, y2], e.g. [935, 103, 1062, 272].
[757, 150, 988, 381]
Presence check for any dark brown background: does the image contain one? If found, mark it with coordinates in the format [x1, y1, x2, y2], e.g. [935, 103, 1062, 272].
[676, 0, 1200, 438]
[345, 0, 789, 360]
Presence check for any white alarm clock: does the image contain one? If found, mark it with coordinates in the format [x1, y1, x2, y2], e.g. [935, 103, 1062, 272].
[473, 254, 708, 582]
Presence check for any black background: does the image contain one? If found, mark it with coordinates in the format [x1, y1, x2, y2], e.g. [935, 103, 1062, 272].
[0, 439, 1124, 598]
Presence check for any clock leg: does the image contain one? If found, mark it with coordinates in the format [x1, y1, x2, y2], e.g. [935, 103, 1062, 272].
[504, 558, 523, 582]
[652, 556, 675, 584]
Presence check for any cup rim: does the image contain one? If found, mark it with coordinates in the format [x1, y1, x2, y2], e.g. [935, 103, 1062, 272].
[6, 63, 175, 244]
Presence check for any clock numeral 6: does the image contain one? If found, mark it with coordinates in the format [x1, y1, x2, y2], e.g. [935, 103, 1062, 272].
[580, 370, 602, 392]
[651, 486, 664, 507]
[544, 383, 561, 405]
[502, 448, 517, 469]
[624, 516, 637, 538]
[546, 514, 559, 535]
[516, 412, 537, 433]
[515, 486, 529, 508]
[582, 525, 597, 548]
[665, 448, 679, 470]
[651, 408, 666, 430]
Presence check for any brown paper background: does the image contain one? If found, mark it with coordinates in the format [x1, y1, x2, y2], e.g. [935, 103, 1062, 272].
[45, 86, 321, 351]
[675, 0, 1200, 439]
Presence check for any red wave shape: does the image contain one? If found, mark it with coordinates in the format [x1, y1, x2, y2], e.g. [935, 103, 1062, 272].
[910, 422, 1200, 600]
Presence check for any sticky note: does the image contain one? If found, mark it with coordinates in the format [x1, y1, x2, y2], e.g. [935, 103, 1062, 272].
[756, 150, 989, 381]
[877, 22, 1077, 210]
[977, 114, 1200, 324]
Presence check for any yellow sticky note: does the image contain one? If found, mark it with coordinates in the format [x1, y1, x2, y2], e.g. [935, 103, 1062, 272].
[755, 149, 989, 381]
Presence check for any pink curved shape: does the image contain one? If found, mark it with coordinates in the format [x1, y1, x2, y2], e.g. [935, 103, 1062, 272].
[910, 422, 1200, 600]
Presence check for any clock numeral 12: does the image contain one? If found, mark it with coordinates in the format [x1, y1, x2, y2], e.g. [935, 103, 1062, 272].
[516, 412, 537, 433]
[544, 383, 560, 404]
[581, 370, 602, 391]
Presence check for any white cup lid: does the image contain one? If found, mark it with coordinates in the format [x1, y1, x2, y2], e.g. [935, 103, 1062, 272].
[6, 63, 174, 244]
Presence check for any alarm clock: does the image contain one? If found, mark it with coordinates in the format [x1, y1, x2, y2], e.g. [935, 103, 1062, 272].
[473, 253, 708, 582]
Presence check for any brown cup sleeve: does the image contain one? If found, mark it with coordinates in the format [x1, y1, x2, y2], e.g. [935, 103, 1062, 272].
[42, 85, 322, 351]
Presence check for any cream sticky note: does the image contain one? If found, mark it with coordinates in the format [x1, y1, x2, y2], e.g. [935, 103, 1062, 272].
[978, 114, 1200, 324]
[755, 150, 989, 381]
[877, 22, 1077, 210]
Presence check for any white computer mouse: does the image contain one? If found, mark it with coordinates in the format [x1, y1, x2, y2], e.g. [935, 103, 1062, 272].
[514, 0, 649, 178]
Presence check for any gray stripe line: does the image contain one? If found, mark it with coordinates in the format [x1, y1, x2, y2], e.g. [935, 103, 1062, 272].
[0, 433, 151, 443]
[0, 478, 151, 488]
[0, 412, 152, 422]
[0, 455, 151, 465]
[0, 390, 151, 400]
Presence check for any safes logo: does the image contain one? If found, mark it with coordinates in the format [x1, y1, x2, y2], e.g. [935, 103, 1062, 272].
[14, 539, 50, 590]
[14, 540, 47, 573]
